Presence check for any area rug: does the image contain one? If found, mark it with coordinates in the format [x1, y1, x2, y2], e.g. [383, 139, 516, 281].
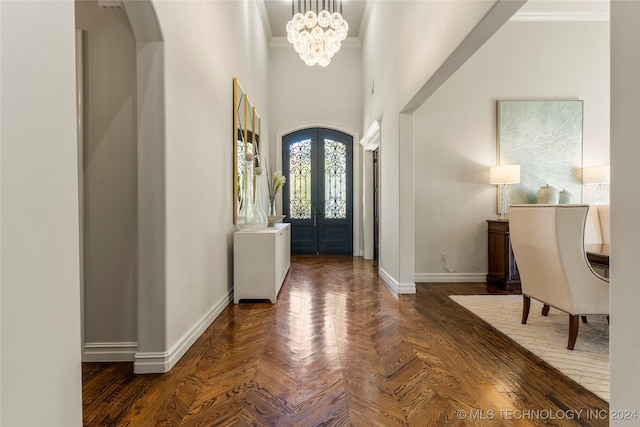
[450, 295, 609, 402]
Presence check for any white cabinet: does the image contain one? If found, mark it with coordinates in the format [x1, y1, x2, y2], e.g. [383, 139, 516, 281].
[233, 223, 291, 303]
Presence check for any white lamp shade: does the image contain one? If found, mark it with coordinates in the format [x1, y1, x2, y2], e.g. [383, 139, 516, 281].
[490, 165, 520, 185]
[582, 164, 610, 185]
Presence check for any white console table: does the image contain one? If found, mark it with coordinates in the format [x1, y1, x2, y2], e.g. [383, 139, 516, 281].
[233, 223, 291, 303]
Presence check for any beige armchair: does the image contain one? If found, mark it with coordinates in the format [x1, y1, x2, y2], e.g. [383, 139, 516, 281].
[508, 204, 609, 350]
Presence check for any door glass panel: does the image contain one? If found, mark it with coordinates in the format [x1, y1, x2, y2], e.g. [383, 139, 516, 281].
[289, 139, 312, 219]
[324, 139, 347, 219]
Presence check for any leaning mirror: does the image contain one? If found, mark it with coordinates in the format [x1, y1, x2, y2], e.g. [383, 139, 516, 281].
[233, 78, 244, 224]
[233, 78, 261, 225]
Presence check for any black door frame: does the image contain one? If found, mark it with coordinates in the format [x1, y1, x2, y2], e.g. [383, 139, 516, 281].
[373, 148, 380, 263]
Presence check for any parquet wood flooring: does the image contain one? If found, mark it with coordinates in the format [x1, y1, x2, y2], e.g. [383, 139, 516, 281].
[83, 256, 608, 426]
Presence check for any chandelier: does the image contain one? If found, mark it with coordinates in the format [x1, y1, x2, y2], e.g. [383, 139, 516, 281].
[286, 0, 349, 67]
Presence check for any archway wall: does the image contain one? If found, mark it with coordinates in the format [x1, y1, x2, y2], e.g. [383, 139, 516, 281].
[360, 1, 523, 293]
[76, 0, 138, 362]
[130, 0, 271, 372]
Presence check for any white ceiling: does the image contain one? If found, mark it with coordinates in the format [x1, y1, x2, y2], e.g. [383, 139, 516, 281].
[261, 0, 370, 39]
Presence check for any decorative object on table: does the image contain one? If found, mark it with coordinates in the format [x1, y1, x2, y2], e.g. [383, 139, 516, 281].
[237, 154, 268, 230]
[559, 189, 573, 204]
[490, 164, 520, 219]
[536, 184, 559, 204]
[267, 167, 287, 215]
[498, 100, 583, 204]
[582, 164, 610, 205]
[267, 214, 287, 227]
[266, 163, 287, 227]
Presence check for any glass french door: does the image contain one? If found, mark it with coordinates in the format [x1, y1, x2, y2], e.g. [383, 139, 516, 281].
[283, 128, 353, 255]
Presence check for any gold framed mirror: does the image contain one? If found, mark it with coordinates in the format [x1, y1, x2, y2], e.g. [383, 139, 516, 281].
[233, 78, 261, 224]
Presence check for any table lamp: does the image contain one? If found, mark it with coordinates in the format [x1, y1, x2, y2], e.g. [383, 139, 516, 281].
[490, 165, 520, 219]
[582, 164, 610, 205]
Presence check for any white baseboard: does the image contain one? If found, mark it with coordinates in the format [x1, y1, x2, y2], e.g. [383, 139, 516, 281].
[398, 282, 416, 294]
[415, 273, 486, 283]
[83, 342, 137, 362]
[378, 267, 416, 294]
[379, 267, 398, 294]
[134, 289, 233, 374]
[133, 351, 168, 374]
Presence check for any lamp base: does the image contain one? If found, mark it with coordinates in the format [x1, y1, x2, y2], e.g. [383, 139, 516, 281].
[595, 184, 605, 205]
[497, 184, 508, 219]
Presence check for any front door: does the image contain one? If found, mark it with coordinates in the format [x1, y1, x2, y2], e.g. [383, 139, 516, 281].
[283, 128, 353, 255]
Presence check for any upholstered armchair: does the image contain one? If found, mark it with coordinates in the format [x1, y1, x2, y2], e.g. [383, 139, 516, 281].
[508, 205, 609, 350]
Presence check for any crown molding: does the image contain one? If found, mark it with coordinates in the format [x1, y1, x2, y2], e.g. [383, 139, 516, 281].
[511, 10, 609, 22]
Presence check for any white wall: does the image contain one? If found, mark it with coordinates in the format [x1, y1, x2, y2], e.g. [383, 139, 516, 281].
[268, 43, 362, 144]
[147, 0, 271, 367]
[0, 1, 83, 424]
[269, 42, 362, 253]
[610, 1, 640, 420]
[413, 19, 610, 280]
[76, 0, 138, 360]
[1, 3, 3, 422]
[361, 0, 506, 290]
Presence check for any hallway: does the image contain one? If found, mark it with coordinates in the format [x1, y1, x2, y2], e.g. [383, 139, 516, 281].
[83, 257, 607, 426]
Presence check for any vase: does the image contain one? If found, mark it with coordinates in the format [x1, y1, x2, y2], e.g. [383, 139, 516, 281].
[237, 166, 268, 230]
[269, 198, 277, 216]
[536, 184, 559, 204]
[559, 189, 573, 204]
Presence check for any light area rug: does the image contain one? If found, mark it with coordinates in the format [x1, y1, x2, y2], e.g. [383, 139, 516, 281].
[450, 295, 609, 402]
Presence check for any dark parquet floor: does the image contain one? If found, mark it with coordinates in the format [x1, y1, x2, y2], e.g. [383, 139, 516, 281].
[83, 256, 608, 426]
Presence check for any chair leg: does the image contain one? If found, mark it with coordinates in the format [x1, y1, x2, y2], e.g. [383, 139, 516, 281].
[541, 304, 550, 316]
[522, 296, 531, 324]
[581, 315, 588, 324]
[568, 315, 580, 350]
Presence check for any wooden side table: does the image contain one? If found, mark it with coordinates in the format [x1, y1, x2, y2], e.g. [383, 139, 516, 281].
[486, 219, 521, 291]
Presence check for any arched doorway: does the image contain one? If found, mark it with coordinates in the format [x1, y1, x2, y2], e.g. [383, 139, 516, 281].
[282, 128, 353, 255]
[75, 0, 167, 372]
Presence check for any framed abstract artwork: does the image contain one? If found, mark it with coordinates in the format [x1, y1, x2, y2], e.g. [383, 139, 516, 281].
[497, 100, 583, 205]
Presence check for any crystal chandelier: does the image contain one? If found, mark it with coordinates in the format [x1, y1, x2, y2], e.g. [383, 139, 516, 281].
[286, 0, 349, 67]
